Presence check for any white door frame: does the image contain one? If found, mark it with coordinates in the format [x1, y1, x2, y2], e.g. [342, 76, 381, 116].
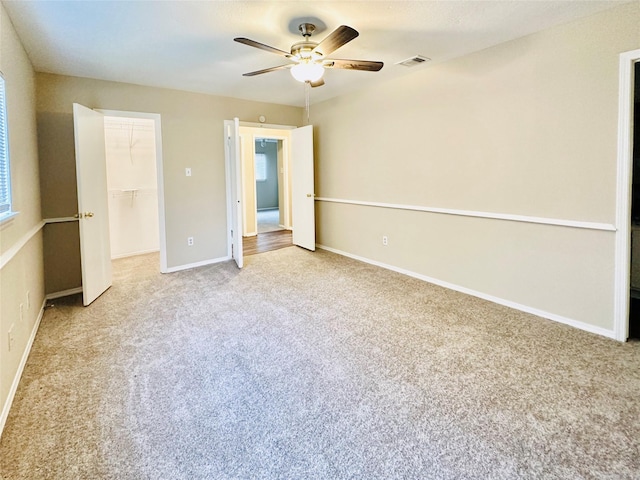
[225, 118, 244, 267]
[239, 132, 255, 236]
[614, 49, 640, 341]
[235, 122, 296, 237]
[97, 109, 168, 273]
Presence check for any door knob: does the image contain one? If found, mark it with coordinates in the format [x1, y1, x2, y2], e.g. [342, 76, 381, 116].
[306, 193, 316, 198]
[84, 212, 94, 218]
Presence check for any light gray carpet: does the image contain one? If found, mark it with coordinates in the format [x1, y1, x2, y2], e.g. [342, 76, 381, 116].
[257, 209, 282, 233]
[1, 247, 639, 479]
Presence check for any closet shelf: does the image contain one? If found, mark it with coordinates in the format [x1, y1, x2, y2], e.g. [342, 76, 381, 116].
[109, 188, 157, 199]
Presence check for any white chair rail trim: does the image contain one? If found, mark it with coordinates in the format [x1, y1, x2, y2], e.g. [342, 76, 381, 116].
[315, 197, 616, 232]
[0, 221, 45, 270]
[0, 217, 80, 271]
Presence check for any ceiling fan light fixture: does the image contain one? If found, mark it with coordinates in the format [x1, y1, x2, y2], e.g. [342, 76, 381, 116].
[290, 62, 324, 83]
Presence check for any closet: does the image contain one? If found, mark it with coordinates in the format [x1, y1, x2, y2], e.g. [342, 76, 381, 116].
[103, 116, 160, 258]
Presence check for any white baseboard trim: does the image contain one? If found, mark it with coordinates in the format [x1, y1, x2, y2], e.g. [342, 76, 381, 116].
[317, 244, 617, 341]
[0, 297, 47, 439]
[165, 255, 230, 273]
[46, 287, 83, 300]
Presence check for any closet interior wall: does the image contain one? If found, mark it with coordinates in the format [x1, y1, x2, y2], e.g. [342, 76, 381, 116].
[104, 116, 159, 259]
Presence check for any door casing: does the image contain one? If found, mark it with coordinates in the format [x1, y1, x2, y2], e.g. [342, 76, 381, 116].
[240, 127, 293, 236]
[97, 109, 167, 272]
[614, 49, 640, 341]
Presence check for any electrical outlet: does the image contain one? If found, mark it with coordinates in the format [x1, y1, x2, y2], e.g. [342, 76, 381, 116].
[8, 324, 15, 352]
[19, 303, 24, 322]
[185, 167, 192, 177]
[382, 235, 388, 246]
[187, 236, 194, 246]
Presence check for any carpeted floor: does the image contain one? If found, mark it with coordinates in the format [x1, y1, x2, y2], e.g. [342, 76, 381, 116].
[1, 247, 639, 479]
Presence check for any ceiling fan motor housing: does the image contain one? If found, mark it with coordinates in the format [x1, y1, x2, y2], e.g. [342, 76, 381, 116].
[291, 41, 321, 60]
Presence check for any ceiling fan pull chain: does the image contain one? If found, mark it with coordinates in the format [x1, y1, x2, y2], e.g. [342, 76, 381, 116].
[305, 81, 310, 125]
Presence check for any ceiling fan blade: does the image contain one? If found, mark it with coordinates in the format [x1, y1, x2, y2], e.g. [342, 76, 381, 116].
[324, 59, 384, 72]
[242, 64, 292, 77]
[310, 79, 325, 88]
[234, 37, 292, 58]
[312, 25, 359, 57]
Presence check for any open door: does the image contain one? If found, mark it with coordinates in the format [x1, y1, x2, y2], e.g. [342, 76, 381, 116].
[73, 103, 112, 305]
[291, 125, 315, 251]
[225, 118, 243, 268]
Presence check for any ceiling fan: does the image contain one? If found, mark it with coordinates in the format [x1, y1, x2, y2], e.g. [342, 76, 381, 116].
[234, 23, 383, 87]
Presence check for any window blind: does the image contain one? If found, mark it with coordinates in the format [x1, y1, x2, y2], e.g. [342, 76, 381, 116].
[255, 153, 267, 182]
[0, 75, 11, 215]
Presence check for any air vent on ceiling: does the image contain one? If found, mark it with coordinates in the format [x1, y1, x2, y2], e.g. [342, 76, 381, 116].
[396, 55, 431, 67]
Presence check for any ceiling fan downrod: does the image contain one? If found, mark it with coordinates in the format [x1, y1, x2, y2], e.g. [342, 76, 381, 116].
[298, 23, 316, 38]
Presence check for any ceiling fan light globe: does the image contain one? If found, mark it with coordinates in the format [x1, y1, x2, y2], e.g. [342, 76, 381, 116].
[291, 63, 324, 83]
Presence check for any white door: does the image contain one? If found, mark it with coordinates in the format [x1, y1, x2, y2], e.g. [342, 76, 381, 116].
[291, 125, 315, 251]
[225, 118, 243, 268]
[73, 103, 112, 305]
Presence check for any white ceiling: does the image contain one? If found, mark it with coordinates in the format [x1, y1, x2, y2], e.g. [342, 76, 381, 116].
[3, 0, 627, 107]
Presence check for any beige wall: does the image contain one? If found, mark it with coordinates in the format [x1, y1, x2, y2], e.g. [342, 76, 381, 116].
[0, 3, 45, 430]
[312, 3, 640, 333]
[36, 73, 302, 282]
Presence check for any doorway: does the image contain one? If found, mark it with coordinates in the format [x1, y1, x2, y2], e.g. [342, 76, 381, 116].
[627, 61, 640, 340]
[239, 125, 294, 257]
[103, 116, 160, 259]
[615, 49, 640, 341]
[97, 109, 167, 273]
[225, 120, 316, 266]
[238, 126, 293, 237]
[255, 138, 284, 234]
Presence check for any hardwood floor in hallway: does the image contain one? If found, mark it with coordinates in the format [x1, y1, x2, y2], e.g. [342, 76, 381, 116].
[243, 230, 293, 256]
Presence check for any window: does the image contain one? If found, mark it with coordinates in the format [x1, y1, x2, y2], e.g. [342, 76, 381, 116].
[255, 153, 267, 182]
[0, 74, 11, 219]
